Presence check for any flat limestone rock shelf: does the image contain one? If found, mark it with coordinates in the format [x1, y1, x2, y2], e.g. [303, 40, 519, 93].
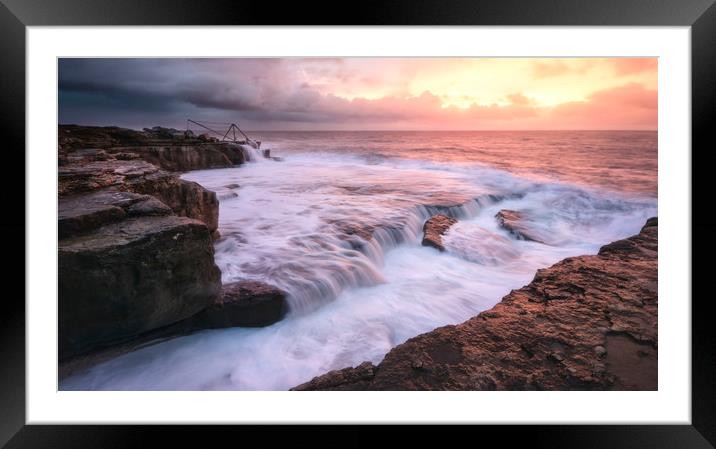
[58, 189, 172, 239]
[59, 157, 219, 235]
[105, 144, 245, 171]
[293, 217, 658, 391]
[59, 124, 247, 171]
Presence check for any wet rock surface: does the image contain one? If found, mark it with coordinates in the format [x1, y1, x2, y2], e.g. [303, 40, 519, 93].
[421, 214, 458, 251]
[293, 217, 658, 391]
[59, 280, 288, 380]
[59, 216, 222, 359]
[495, 209, 544, 243]
[189, 281, 288, 328]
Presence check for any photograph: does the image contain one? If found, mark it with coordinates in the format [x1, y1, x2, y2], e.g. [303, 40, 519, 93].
[2, 0, 713, 443]
[56, 57, 658, 392]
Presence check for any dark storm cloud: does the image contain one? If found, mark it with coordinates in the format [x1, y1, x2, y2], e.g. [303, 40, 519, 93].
[58, 58, 425, 128]
[58, 58, 332, 128]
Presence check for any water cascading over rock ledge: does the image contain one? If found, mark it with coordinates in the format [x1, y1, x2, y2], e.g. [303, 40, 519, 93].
[57, 125, 282, 364]
[293, 217, 658, 391]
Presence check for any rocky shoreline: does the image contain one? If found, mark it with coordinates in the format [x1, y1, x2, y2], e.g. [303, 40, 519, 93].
[293, 217, 658, 391]
[58, 125, 285, 373]
[59, 125, 658, 391]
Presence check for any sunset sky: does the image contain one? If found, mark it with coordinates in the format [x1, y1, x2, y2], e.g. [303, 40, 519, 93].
[58, 58, 657, 131]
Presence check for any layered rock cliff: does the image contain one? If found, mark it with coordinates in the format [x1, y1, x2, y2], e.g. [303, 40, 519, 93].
[58, 150, 225, 359]
[293, 217, 658, 391]
[57, 125, 281, 364]
[59, 157, 220, 235]
[59, 124, 246, 171]
[59, 216, 221, 358]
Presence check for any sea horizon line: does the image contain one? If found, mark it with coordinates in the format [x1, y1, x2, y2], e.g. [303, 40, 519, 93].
[58, 124, 657, 133]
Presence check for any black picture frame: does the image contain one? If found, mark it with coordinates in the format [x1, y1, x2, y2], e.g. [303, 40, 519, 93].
[2, 0, 714, 447]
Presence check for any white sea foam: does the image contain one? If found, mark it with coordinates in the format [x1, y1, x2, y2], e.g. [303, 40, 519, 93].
[60, 132, 657, 391]
[239, 144, 265, 162]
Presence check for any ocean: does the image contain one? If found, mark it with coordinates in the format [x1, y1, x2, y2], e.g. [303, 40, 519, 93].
[60, 130, 658, 390]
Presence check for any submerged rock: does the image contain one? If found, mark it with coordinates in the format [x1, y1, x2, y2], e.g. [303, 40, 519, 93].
[294, 217, 658, 391]
[58, 216, 222, 360]
[439, 224, 521, 266]
[219, 191, 239, 200]
[421, 214, 458, 251]
[495, 209, 544, 243]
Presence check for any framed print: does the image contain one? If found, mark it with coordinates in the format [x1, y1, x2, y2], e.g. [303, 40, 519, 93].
[2, 0, 715, 447]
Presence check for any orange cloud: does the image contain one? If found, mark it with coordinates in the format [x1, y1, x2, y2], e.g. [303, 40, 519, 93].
[291, 83, 656, 130]
[611, 58, 658, 76]
[547, 83, 657, 129]
[506, 93, 532, 106]
[532, 61, 570, 79]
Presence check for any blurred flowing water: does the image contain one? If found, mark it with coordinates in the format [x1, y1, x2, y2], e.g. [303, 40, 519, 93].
[61, 131, 657, 391]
